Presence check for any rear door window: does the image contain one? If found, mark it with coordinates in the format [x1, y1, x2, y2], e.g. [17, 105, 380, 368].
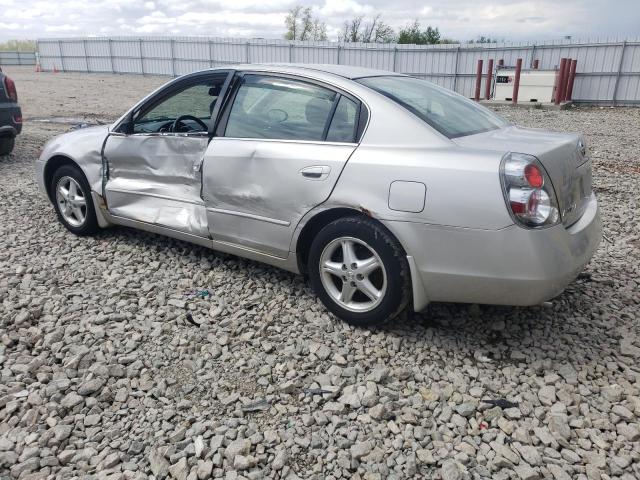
[326, 96, 358, 143]
[224, 75, 341, 142]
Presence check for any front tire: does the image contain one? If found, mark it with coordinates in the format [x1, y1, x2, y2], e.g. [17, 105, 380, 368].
[308, 216, 410, 327]
[0, 137, 15, 156]
[51, 164, 99, 235]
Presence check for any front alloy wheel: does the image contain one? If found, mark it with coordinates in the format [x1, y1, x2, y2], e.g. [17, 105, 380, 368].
[308, 216, 410, 327]
[56, 176, 87, 227]
[51, 164, 99, 235]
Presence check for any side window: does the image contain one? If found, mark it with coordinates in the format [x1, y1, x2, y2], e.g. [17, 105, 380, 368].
[326, 96, 358, 143]
[133, 79, 223, 134]
[225, 75, 337, 141]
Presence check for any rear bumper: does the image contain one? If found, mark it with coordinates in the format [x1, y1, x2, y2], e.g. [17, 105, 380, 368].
[0, 104, 22, 137]
[385, 193, 602, 311]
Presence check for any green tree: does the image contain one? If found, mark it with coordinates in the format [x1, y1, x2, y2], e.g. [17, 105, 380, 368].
[397, 20, 441, 45]
[284, 6, 327, 41]
[284, 6, 303, 41]
[0, 39, 36, 52]
[468, 36, 498, 44]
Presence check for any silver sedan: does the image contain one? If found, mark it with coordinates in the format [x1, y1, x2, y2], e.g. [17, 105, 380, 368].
[36, 64, 601, 326]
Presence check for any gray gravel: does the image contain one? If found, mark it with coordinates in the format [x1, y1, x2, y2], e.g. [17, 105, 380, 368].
[1, 67, 640, 479]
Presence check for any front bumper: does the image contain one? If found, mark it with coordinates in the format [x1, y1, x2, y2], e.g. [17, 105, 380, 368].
[0, 103, 22, 137]
[35, 159, 48, 198]
[385, 193, 602, 311]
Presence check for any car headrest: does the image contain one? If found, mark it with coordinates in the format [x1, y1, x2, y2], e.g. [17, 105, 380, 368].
[305, 97, 332, 125]
[209, 86, 221, 97]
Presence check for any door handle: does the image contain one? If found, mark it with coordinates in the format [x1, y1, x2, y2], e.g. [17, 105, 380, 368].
[300, 166, 330, 180]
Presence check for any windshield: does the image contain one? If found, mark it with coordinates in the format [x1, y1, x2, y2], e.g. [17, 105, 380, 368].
[356, 76, 508, 138]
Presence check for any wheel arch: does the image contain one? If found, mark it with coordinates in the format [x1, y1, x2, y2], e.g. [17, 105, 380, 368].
[43, 155, 83, 203]
[295, 206, 430, 313]
[295, 206, 409, 273]
[296, 207, 360, 273]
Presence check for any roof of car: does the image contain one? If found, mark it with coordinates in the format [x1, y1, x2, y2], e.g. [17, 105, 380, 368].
[235, 63, 406, 80]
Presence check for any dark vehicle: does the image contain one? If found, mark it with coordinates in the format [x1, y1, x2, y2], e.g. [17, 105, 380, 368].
[0, 67, 22, 155]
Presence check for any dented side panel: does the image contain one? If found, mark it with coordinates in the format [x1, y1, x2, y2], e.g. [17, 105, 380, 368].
[103, 134, 209, 237]
[202, 137, 356, 257]
[37, 125, 110, 196]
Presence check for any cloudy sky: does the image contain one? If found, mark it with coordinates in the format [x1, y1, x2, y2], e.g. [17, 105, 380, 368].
[1, 0, 638, 42]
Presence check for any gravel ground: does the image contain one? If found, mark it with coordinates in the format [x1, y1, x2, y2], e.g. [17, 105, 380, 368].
[1, 66, 639, 480]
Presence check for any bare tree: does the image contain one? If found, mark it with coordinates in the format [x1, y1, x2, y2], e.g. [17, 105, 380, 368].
[361, 16, 378, 43]
[299, 7, 313, 41]
[342, 15, 394, 43]
[342, 16, 363, 43]
[312, 19, 328, 42]
[372, 19, 395, 43]
[285, 5, 327, 41]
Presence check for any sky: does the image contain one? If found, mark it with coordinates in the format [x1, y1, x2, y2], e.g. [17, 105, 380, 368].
[0, 0, 639, 43]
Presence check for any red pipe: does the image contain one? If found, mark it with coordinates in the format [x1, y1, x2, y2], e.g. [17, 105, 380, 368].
[555, 58, 567, 104]
[560, 58, 571, 102]
[560, 58, 569, 101]
[474, 59, 483, 101]
[566, 59, 577, 101]
[561, 58, 572, 101]
[485, 59, 494, 100]
[512, 58, 522, 104]
[533, 59, 539, 69]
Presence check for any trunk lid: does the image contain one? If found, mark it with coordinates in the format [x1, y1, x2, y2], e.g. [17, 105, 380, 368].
[454, 125, 592, 227]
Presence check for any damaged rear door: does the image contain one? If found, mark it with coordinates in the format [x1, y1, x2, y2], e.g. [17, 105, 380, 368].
[203, 73, 366, 258]
[103, 71, 230, 237]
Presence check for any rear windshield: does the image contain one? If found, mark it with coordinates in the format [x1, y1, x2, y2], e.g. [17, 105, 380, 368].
[356, 76, 507, 138]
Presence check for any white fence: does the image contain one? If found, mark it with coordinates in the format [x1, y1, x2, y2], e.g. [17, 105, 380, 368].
[37, 36, 640, 105]
[0, 51, 36, 66]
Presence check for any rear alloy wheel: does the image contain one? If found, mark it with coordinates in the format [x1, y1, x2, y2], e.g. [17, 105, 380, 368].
[308, 216, 410, 327]
[51, 164, 99, 235]
[0, 137, 15, 156]
[319, 237, 387, 312]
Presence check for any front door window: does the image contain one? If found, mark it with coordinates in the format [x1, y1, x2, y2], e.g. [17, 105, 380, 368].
[133, 80, 223, 134]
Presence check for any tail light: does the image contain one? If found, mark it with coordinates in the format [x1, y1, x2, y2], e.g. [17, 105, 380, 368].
[3, 76, 17, 102]
[500, 152, 560, 228]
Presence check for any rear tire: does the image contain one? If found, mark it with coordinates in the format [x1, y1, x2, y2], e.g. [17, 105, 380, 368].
[0, 137, 15, 156]
[308, 216, 410, 327]
[51, 164, 100, 235]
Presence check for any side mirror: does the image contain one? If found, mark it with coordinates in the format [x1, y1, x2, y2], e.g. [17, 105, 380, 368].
[116, 111, 135, 134]
[117, 121, 133, 134]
